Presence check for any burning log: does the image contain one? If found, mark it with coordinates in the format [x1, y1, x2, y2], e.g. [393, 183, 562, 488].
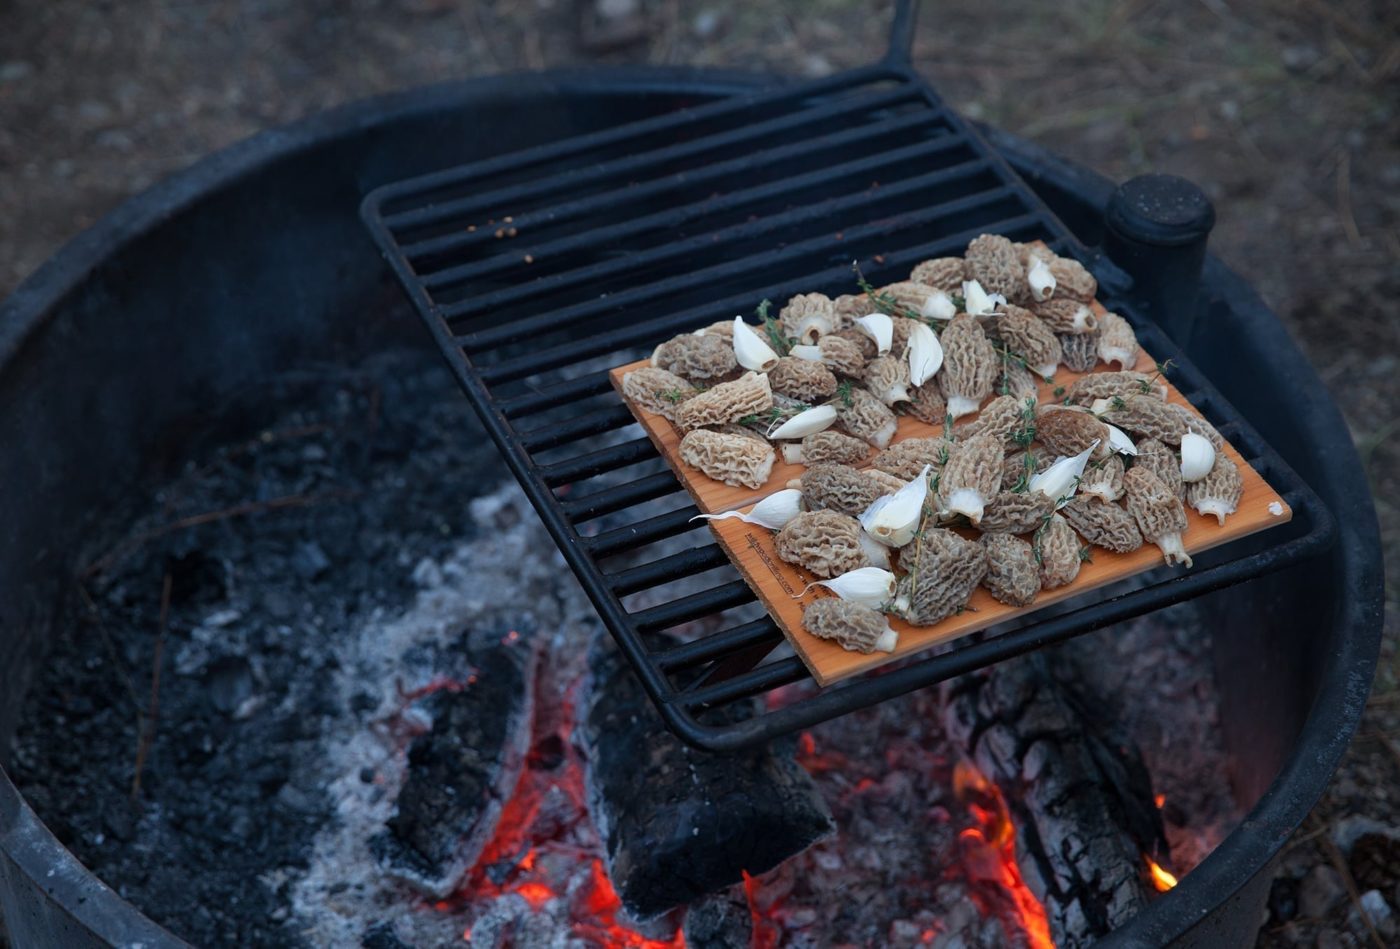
[941, 652, 1167, 947]
[370, 628, 540, 899]
[578, 642, 834, 920]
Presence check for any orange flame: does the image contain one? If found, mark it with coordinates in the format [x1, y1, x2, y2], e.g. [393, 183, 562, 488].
[741, 870, 781, 949]
[1154, 793, 1166, 809]
[1147, 857, 1179, 892]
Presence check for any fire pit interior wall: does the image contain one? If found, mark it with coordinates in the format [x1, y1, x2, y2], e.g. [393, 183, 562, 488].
[0, 70, 1381, 949]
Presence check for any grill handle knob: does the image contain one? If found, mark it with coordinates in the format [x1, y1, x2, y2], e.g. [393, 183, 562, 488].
[1104, 174, 1216, 349]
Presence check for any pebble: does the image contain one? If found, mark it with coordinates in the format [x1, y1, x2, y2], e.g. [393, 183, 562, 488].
[1299, 864, 1347, 919]
[291, 540, 332, 580]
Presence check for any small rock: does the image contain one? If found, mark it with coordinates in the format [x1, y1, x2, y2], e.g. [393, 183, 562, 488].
[411, 557, 443, 588]
[1299, 864, 1347, 919]
[291, 541, 332, 580]
[1358, 888, 1392, 929]
[262, 589, 297, 619]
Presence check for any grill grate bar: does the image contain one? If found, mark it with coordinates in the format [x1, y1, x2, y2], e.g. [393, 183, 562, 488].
[583, 507, 703, 558]
[677, 657, 809, 708]
[560, 471, 680, 522]
[455, 165, 1001, 339]
[631, 580, 755, 633]
[516, 404, 636, 451]
[410, 91, 938, 272]
[654, 618, 783, 672]
[538, 437, 657, 487]
[475, 211, 1038, 385]
[499, 371, 614, 420]
[607, 546, 733, 596]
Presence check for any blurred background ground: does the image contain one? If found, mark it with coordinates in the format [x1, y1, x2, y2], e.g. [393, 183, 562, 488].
[1, 0, 1395, 945]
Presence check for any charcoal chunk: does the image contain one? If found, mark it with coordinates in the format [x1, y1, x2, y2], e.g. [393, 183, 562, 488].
[579, 642, 833, 920]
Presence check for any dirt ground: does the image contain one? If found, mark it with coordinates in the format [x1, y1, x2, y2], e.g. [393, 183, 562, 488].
[1, 0, 1396, 945]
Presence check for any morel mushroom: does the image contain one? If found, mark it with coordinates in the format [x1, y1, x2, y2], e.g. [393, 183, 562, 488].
[1187, 453, 1243, 525]
[965, 234, 1028, 304]
[650, 332, 740, 383]
[622, 367, 697, 422]
[872, 437, 949, 482]
[768, 356, 838, 402]
[774, 510, 869, 578]
[906, 380, 948, 425]
[1035, 512, 1082, 589]
[832, 293, 879, 326]
[956, 394, 1033, 448]
[1079, 454, 1126, 502]
[1058, 330, 1101, 373]
[781, 430, 870, 466]
[1036, 404, 1111, 460]
[993, 360, 1041, 403]
[1167, 403, 1225, 451]
[1045, 256, 1097, 302]
[831, 326, 879, 360]
[801, 599, 898, 654]
[999, 450, 1050, 493]
[980, 488, 1055, 534]
[837, 386, 898, 449]
[808, 334, 869, 377]
[996, 305, 1062, 378]
[674, 371, 774, 430]
[909, 257, 967, 293]
[879, 281, 956, 321]
[864, 355, 913, 406]
[780, 292, 837, 344]
[1135, 438, 1186, 500]
[1096, 311, 1140, 370]
[1061, 495, 1143, 553]
[1124, 466, 1192, 566]
[678, 429, 776, 489]
[980, 532, 1042, 607]
[893, 528, 988, 626]
[938, 313, 998, 419]
[798, 463, 885, 518]
[938, 433, 1002, 524]
[1101, 394, 1188, 446]
[1033, 298, 1097, 334]
[1066, 370, 1167, 405]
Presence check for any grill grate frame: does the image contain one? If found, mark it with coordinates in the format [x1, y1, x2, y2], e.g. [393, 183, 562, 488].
[360, 59, 1334, 751]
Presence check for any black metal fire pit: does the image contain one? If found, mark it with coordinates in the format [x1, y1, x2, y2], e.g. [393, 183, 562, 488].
[0, 51, 1382, 949]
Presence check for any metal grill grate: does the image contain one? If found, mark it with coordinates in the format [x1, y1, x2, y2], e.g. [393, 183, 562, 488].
[361, 20, 1334, 750]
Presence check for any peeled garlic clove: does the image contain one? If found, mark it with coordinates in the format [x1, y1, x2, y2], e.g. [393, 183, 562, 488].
[856, 313, 894, 355]
[789, 344, 823, 361]
[1027, 256, 1056, 302]
[858, 529, 891, 569]
[1106, 423, 1139, 456]
[961, 279, 1007, 317]
[732, 316, 779, 372]
[691, 488, 803, 530]
[859, 464, 930, 547]
[1179, 431, 1216, 483]
[907, 321, 944, 386]
[1089, 398, 1113, 416]
[767, 404, 837, 440]
[922, 290, 957, 321]
[1028, 441, 1097, 506]
[804, 567, 897, 610]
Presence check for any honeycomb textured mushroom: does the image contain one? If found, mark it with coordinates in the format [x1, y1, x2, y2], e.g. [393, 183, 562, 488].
[864, 355, 913, 406]
[999, 451, 1050, 493]
[979, 489, 1055, 534]
[1096, 311, 1140, 370]
[1066, 371, 1167, 406]
[799, 463, 885, 518]
[938, 314, 998, 419]
[1102, 394, 1188, 446]
[1168, 404, 1225, 451]
[1035, 513, 1082, 589]
[863, 469, 909, 496]
[801, 599, 898, 654]
[996, 305, 1063, 378]
[774, 510, 869, 578]
[1124, 467, 1192, 566]
[1187, 453, 1244, 525]
[1058, 330, 1101, 373]
[650, 332, 740, 383]
[906, 380, 948, 425]
[678, 429, 776, 489]
[837, 386, 898, 449]
[811, 334, 868, 377]
[893, 529, 988, 626]
[889, 316, 922, 357]
[1061, 496, 1143, 553]
[1036, 404, 1112, 460]
[1135, 438, 1186, 500]
[674, 371, 774, 430]
[956, 394, 1032, 448]
[1045, 256, 1098, 302]
[768, 356, 838, 402]
[980, 532, 1042, 607]
[1080, 454, 1126, 502]
[784, 430, 870, 467]
[966, 234, 1029, 304]
[622, 367, 697, 421]
[909, 257, 968, 293]
[832, 293, 879, 326]
[938, 433, 1002, 524]
[780, 292, 837, 344]
[1033, 298, 1098, 335]
[830, 327, 879, 360]
[693, 320, 735, 339]
[872, 437, 950, 482]
[994, 360, 1041, 403]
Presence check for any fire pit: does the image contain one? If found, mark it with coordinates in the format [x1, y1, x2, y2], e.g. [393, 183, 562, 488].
[0, 45, 1383, 949]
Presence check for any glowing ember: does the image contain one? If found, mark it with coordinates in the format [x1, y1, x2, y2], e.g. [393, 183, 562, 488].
[742, 870, 781, 949]
[1146, 857, 1179, 892]
[953, 760, 1055, 949]
[1154, 793, 1166, 809]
